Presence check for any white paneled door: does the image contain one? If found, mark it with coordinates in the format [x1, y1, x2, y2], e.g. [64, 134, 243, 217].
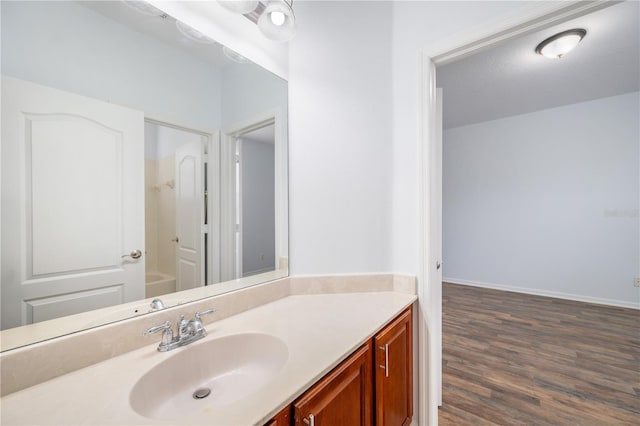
[1, 77, 145, 329]
[175, 139, 204, 291]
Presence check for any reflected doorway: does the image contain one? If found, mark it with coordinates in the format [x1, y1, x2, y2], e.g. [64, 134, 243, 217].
[234, 123, 276, 277]
[220, 116, 281, 281]
[144, 121, 209, 297]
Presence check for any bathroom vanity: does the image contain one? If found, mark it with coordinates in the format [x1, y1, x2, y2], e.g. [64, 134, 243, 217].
[0, 276, 416, 425]
[266, 305, 413, 426]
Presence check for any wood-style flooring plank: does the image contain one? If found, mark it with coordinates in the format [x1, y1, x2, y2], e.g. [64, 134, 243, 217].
[439, 283, 640, 426]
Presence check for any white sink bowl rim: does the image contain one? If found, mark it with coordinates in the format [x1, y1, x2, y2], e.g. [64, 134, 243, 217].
[130, 332, 288, 420]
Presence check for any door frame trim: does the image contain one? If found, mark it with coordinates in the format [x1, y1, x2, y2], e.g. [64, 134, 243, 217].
[220, 108, 287, 281]
[143, 117, 219, 287]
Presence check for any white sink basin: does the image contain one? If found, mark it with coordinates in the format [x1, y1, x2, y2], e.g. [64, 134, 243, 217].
[130, 333, 288, 420]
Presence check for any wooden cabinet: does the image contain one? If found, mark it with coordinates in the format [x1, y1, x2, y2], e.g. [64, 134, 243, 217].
[293, 341, 372, 426]
[264, 305, 412, 426]
[374, 306, 413, 426]
[265, 406, 292, 426]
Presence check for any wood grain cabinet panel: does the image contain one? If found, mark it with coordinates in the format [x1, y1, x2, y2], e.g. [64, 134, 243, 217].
[293, 341, 373, 426]
[264, 405, 292, 425]
[264, 305, 413, 426]
[374, 306, 413, 426]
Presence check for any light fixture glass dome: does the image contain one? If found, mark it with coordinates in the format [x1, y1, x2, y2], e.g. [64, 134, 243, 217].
[535, 29, 586, 59]
[176, 20, 216, 44]
[217, 0, 259, 14]
[258, 0, 296, 42]
[223, 46, 252, 64]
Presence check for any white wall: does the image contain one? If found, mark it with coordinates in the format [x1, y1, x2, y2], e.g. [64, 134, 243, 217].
[1, 0, 221, 131]
[443, 92, 640, 308]
[288, 1, 394, 274]
[221, 62, 288, 129]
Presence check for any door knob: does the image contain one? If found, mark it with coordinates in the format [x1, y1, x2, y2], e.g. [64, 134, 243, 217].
[436, 261, 442, 270]
[122, 249, 142, 260]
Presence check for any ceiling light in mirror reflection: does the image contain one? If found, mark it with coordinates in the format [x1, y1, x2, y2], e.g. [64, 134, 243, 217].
[176, 20, 217, 44]
[223, 46, 253, 64]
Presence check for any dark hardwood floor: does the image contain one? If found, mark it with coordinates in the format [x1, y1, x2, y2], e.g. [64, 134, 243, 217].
[439, 283, 640, 425]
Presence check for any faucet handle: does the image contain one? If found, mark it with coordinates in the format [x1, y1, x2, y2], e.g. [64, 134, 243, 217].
[195, 309, 215, 320]
[144, 321, 171, 336]
[144, 321, 174, 347]
[191, 309, 215, 337]
[144, 321, 177, 352]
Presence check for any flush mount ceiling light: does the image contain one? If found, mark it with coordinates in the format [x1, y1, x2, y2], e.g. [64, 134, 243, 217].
[535, 29, 587, 59]
[257, 0, 296, 42]
[218, 0, 259, 14]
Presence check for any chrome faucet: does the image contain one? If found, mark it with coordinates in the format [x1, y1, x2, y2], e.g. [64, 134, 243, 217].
[144, 309, 215, 352]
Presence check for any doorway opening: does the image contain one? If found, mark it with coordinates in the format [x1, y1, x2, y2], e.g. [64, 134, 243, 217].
[143, 120, 211, 297]
[221, 116, 280, 281]
[418, 2, 627, 424]
[423, 4, 637, 424]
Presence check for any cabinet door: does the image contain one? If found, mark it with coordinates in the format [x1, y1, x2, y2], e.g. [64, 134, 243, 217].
[294, 341, 372, 426]
[375, 306, 413, 426]
[265, 405, 291, 426]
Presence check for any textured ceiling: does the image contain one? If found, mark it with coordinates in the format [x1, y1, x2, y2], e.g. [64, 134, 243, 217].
[437, 1, 640, 129]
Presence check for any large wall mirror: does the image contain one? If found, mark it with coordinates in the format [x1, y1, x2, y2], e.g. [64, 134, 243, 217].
[0, 0, 288, 351]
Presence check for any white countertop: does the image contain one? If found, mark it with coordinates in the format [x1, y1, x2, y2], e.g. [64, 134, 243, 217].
[0, 291, 416, 425]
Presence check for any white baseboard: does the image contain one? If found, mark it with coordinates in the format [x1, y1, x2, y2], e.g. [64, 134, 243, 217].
[442, 277, 640, 310]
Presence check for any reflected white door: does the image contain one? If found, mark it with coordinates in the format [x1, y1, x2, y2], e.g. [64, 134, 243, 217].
[1, 77, 145, 329]
[175, 140, 203, 291]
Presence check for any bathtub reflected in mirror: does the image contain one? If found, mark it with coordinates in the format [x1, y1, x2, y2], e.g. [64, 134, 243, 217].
[145, 272, 177, 299]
